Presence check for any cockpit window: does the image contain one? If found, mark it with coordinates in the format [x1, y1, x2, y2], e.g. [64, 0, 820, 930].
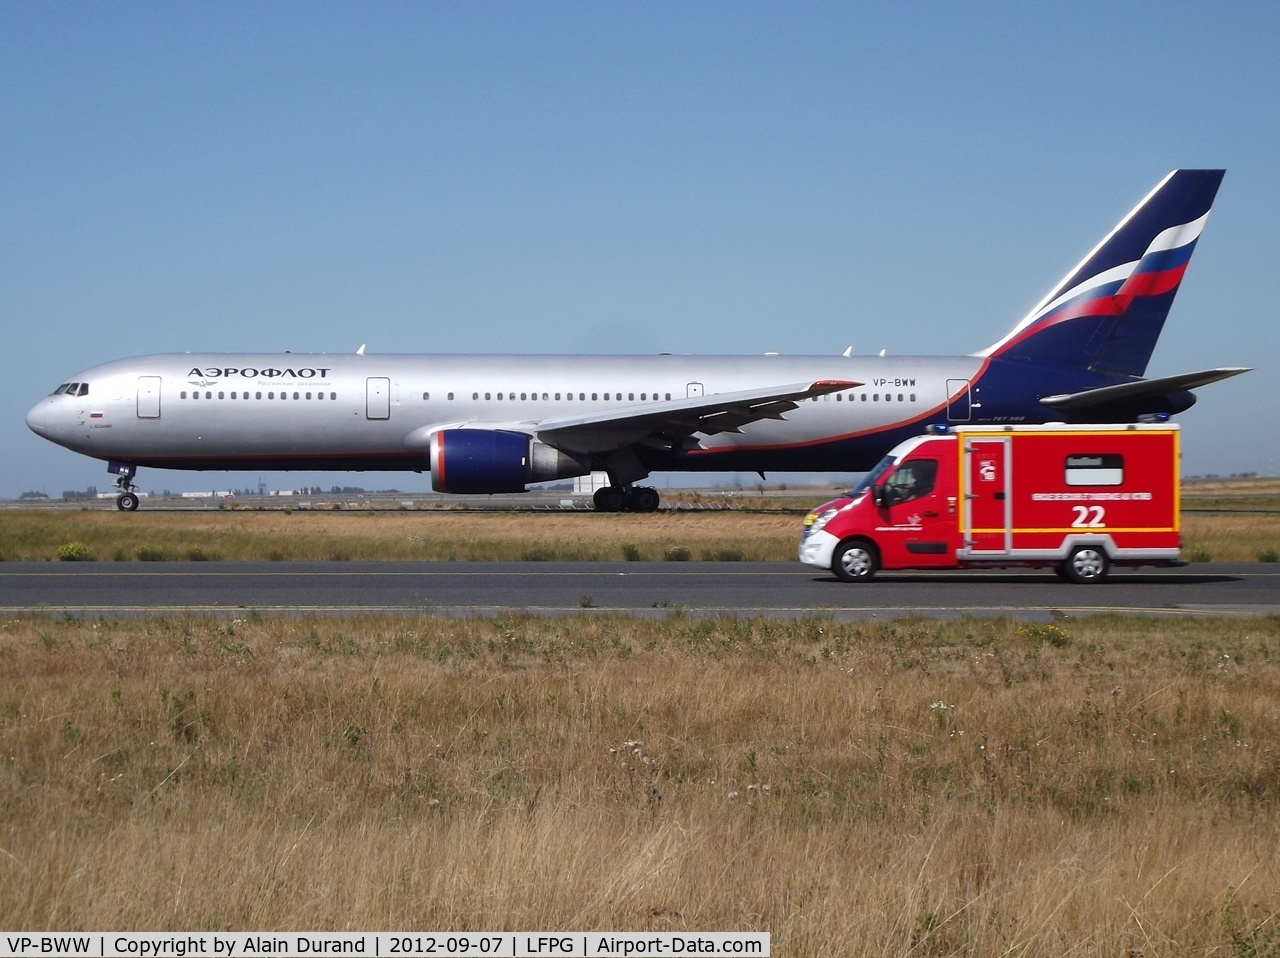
[77, 383, 89, 396]
[51, 383, 70, 395]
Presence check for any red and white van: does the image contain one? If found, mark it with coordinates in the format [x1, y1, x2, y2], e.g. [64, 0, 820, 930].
[799, 423, 1181, 583]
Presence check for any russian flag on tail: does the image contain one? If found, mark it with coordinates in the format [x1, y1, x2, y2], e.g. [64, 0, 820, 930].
[981, 170, 1224, 378]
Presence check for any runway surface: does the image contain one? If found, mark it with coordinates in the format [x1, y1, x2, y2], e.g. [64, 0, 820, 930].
[1, 561, 1277, 620]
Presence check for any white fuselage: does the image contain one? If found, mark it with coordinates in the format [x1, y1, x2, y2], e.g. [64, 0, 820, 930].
[27, 351, 993, 477]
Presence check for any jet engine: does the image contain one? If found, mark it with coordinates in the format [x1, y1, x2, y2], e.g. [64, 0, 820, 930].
[428, 429, 591, 494]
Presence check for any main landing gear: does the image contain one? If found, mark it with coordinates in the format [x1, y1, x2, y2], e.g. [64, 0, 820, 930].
[593, 485, 660, 512]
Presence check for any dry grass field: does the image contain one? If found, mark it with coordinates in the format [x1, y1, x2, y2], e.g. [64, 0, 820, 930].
[1, 504, 1278, 563]
[4, 612, 1280, 954]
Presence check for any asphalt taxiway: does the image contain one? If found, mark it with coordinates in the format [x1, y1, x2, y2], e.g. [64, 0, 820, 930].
[0, 561, 1276, 621]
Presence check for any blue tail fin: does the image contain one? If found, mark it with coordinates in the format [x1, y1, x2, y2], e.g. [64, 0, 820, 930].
[981, 169, 1224, 377]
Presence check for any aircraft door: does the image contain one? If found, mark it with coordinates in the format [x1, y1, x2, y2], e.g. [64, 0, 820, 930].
[137, 376, 162, 419]
[687, 382, 704, 398]
[946, 379, 971, 421]
[366, 378, 391, 420]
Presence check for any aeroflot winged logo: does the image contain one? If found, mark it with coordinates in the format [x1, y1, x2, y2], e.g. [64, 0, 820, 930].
[187, 366, 333, 379]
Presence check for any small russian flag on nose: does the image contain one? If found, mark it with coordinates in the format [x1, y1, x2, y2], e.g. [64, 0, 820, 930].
[90, 412, 103, 419]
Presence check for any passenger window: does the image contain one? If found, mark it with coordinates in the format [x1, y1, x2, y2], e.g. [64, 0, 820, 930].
[881, 459, 938, 506]
[1065, 454, 1124, 487]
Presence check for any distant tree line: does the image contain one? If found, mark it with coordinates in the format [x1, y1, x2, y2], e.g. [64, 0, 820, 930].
[60, 486, 100, 500]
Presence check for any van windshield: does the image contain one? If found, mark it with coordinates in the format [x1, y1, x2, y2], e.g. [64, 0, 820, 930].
[846, 454, 897, 496]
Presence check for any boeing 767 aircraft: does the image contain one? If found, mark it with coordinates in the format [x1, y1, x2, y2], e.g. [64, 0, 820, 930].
[27, 170, 1247, 511]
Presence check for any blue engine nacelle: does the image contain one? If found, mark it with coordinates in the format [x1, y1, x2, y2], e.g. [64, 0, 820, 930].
[428, 429, 591, 494]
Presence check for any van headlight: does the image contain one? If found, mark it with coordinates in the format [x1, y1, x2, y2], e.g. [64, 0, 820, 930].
[803, 507, 839, 537]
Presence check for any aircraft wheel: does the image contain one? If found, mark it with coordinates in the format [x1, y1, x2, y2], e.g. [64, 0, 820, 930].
[628, 487, 660, 512]
[1062, 545, 1109, 584]
[833, 539, 878, 582]
[593, 486, 627, 512]
[117, 492, 140, 512]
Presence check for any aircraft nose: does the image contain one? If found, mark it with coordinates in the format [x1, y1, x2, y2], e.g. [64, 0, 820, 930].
[26, 401, 49, 438]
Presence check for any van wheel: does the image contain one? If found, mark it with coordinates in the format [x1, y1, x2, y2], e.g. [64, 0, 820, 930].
[1063, 546, 1109, 584]
[833, 540, 878, 582]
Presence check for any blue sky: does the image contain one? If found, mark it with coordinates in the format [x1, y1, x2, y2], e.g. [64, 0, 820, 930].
[3, 1, 1277, 496]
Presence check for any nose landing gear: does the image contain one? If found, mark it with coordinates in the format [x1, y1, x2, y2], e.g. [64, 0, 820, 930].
[109, 462, 140, 511]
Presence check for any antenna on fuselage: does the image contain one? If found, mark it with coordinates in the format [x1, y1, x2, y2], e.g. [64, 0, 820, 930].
[842, 346, 852, 358]
[356, 344, 366, 355]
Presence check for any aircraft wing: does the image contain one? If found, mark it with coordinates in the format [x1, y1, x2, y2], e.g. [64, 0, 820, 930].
[533, 379, 859, 455]
[1039, 367, 1251, 411]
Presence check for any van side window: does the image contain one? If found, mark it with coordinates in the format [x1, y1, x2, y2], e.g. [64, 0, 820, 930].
[1065, 454, 1124, 487]
[882, 459, 938, 505]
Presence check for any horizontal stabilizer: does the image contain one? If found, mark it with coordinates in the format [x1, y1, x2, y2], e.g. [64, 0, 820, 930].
[1040, 367, 1251, 410]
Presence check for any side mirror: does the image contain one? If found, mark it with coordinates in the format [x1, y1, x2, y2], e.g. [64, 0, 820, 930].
[872, 484, 888, 508]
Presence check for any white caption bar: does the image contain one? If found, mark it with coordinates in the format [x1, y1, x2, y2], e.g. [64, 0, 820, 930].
[0, 933, 769, 958]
